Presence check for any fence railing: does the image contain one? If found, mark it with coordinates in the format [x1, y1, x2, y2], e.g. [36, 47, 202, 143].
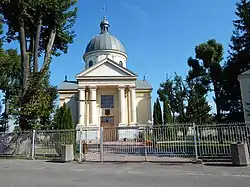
[0, 123, 249, 162]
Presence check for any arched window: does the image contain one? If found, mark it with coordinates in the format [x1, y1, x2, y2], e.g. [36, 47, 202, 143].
[119, 61, 123, 66]
[89, 61, 93, 67]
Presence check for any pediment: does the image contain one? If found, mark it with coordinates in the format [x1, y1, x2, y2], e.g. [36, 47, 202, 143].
[76, 58, 137, 79]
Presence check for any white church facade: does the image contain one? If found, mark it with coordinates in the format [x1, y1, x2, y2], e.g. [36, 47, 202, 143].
[238, 70, 250, 123]
[58, 17, 152, 140]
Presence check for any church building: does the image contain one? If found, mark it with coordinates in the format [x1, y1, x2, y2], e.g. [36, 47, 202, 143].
[238, 70, 250, 123]
[58, 17, 152, 139]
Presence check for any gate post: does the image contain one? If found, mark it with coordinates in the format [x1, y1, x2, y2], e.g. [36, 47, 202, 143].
[100, 127, 104, 163]
[144, 126, 147, 162]
[193, 123, 199, 162]
[31, 129, 36, 160]
[78, 129, 83, 162]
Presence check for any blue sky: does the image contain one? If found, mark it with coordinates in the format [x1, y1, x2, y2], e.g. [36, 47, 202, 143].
[3, 0, 238, 113]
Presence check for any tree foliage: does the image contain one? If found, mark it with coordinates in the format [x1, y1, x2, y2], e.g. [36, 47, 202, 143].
[158, 73, 188, 123]
[157, 73, 211, 124]
[187, 39, 223, 122]
[20, 72, 58, 130]
[0, 0, 78, 129]
[220, 0, 250, 122]
[162, 100, 172, 124]
[0, 49, 21, 132]
[186, 79, 212, 124]
[52, 103, 75, 154]
[53, 103, 74, 130]
[153, 98, 162, 126]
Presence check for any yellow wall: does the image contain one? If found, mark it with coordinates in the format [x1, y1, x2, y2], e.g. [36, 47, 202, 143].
[59, 92, 78, 126]
[96, 87, 119, 126]
[136, 91, 152, 125]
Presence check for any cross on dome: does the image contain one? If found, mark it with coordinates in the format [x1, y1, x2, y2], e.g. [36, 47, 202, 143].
[100, 5, 110, 33]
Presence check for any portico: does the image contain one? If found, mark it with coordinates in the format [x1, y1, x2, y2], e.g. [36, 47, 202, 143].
[77, 84, 137, 128]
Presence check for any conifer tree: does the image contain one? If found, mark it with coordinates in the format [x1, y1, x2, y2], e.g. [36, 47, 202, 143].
[221, 0, 250, 121]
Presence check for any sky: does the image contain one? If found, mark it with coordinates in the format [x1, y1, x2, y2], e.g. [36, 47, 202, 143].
[2, 0, 238, 115]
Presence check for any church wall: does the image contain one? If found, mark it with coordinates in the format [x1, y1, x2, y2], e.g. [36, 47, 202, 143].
[84, 51, 127, 68]
[239, 76, 250, 123]
[96, 87, 120, 126]
[58, 92, 79, 127]
[136, 91, 152, 125]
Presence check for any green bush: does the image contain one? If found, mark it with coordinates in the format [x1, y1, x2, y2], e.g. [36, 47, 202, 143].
[53, 103, 76, 154]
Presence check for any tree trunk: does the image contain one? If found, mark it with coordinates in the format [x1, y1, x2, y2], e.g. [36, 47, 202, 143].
[212, 81, 223, 143]
[29, 37, 34, 73]
[19, 19, 29, 130]
[3, 92, 10, 133]
[34, 18, 42, 73]
[19, 19, 29, 95]
[40, 28, 56, 75]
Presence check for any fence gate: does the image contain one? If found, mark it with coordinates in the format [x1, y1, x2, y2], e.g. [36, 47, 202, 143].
[80, 127, 101, 162]
[81, 125, 198, 162]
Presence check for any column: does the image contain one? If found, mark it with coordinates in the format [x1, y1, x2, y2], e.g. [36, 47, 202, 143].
[118, 86, 126, 125]
[78, 88, 85, 125]
[130, 87, 137, 124]
[89, 86, 97, 126]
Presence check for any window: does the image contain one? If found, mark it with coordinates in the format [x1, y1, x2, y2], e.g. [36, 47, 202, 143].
[101, 117, 114, 123]
[101, 95, 114, 108]
[89, 61, 93, 67]
[119, 61, 123, 66]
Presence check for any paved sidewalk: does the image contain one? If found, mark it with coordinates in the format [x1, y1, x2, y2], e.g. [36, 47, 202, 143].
[0, 160, 250, 187]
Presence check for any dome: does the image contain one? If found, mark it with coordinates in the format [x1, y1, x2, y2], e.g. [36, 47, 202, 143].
[85, 33, 126, 54]
[84, 17, 126, 54]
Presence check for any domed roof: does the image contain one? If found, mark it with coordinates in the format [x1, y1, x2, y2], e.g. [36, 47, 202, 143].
[85, 17, 126, 54]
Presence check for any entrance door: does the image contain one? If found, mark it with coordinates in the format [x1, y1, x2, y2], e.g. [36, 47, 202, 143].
[100, 116, 116, 141]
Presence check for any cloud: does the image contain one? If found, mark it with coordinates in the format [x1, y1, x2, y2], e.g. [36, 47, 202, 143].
[121, 1, 148, 20]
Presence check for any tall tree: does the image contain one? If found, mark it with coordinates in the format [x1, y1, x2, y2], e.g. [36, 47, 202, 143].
[221, 0, 250, 122]
[53, 103, 74, 130]
[0, 49, 21, 132]
[158, 72, 212, 124]
[0, 0, 78, 129]
[186, 79, 212, 124]
[162, 100, 172, 124]
[187, 39, 223, 122]
[158, 73, 188, 123]
[153, 98, 162, 126]
[21, 71, 57, 130]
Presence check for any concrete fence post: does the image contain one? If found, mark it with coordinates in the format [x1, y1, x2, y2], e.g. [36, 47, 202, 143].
[31, 129, 36, 160]
[100, 127, 104, 163]
[144, 126, 147, 162]
[78, 129, 83, 163]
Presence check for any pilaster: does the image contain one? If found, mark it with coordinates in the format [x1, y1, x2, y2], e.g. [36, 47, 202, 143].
[89, 86, 97, 126]
[78, 88, 85, 125]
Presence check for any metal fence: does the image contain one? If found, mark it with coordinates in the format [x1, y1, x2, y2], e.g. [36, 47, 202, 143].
[0, 123, 250, 162]
[0, 131, 32, 158]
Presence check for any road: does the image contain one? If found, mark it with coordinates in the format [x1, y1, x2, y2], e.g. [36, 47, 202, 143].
[0, 160, 250, 187]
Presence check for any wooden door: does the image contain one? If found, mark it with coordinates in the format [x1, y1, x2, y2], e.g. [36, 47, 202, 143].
[100, 116, 116, 141]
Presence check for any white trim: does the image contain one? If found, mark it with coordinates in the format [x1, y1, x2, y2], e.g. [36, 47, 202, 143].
[83, 49, 127, 61]
[76, 57, 137, 79]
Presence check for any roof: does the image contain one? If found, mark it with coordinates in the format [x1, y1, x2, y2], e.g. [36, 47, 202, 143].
[135, 80, 152, 90]
[58, 81, 78, 91]
[84, 17, 126, 55]
[58, 80, 152, 91]
[241, 69, 250, 75]
[85, 33, 126, 54]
